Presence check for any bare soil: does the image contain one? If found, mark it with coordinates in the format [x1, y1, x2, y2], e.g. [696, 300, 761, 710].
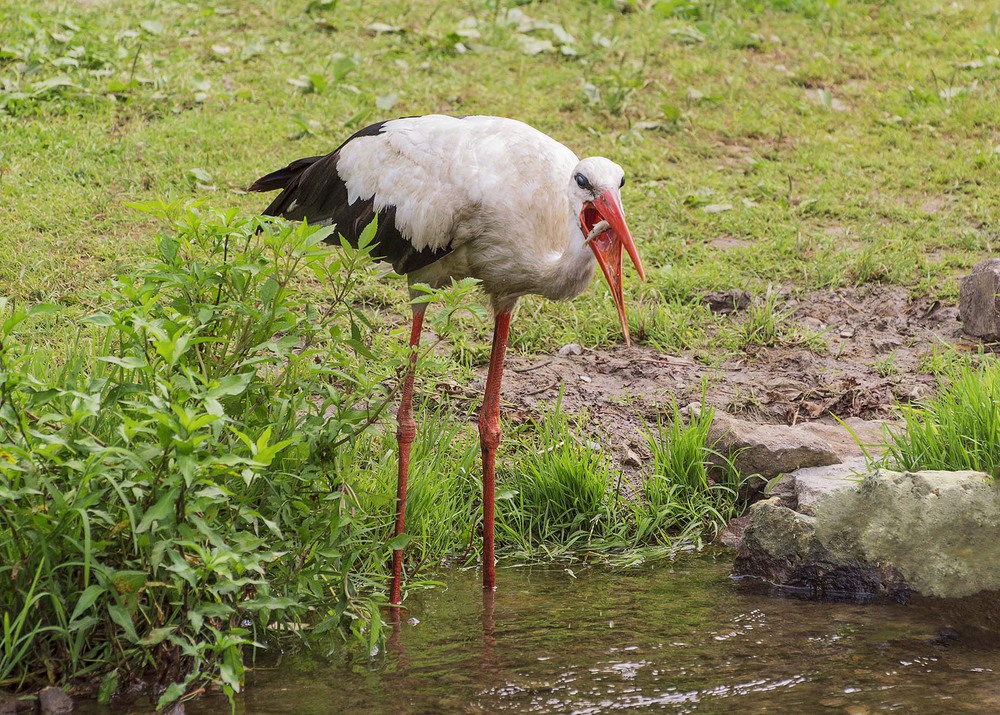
[482, 286, 981, 466]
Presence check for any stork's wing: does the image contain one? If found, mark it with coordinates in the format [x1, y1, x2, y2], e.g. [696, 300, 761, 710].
[249, 121, 450, 275]
[250, 115, 578, 275]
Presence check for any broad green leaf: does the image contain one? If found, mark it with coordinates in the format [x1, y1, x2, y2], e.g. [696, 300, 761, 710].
[99, 356, 147, 369]
[259, 277, 279, 305]
[158, 236, 179, 263]
[206, 372, 253, 399]
[136, 487, 179, 533]
[97, 669, 119, 705]
[157, 682, 186, 709]
[107, 604, 138, 643]
[26, 303, 59, 317]
[140, 626, 175, 645]
[387, 533, 411, 550]
[83, 313, 116, 326]
[70, 584, 105, 622]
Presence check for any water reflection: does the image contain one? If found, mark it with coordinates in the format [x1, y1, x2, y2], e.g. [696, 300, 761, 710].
[169, 555, 1000, 714]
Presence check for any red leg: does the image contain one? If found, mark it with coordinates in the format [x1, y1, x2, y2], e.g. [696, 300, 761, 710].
[479, 309, 512, 592]
[390, 305, 426, 608]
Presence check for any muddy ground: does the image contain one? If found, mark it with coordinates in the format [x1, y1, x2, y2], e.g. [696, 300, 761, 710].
[461, 286, 987, 469]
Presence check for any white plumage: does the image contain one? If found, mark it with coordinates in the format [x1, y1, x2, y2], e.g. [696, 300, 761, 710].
[338, 116, 576, 253]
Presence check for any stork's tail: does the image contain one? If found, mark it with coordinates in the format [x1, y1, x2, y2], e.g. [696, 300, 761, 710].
[248, 155, 324, 197]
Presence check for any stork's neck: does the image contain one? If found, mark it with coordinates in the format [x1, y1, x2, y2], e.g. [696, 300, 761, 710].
[538, 212, 597, 302]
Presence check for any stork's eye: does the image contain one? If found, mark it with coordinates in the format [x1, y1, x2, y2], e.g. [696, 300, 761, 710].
[575, 173, 590, 190]
[620, 176, 625, 188]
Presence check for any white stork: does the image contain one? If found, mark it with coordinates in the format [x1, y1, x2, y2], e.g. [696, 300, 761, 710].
[249, 114, 645, 606]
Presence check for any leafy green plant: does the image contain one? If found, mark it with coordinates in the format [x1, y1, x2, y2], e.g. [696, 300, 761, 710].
[628, 297, 714, 352]
[0, 203, 404, 705]
[917, 343, 993, 376]
[734, 287, 789, 347]
[872, 351, 899, 378]
[723, 287, 825, 352]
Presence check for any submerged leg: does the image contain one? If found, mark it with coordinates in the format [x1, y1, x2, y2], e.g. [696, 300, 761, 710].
[478, 309, 512, 592]
[390, 305, 426, 608]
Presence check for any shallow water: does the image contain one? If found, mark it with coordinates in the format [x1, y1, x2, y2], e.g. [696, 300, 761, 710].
[115, 554, 1000, 713]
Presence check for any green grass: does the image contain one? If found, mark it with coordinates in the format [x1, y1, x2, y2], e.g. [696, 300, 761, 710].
[2, 0, 999, 703]
[498, 406, 621, 555]
[497, 400, 742, 557]
[2, 0, 998, 356]
[638, 400, 743, 544]
[348, 408, 482, 568]
[884, 362, 1000, 477]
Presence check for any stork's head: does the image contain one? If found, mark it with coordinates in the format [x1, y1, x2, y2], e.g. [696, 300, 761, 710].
[571, 157, 646, 346]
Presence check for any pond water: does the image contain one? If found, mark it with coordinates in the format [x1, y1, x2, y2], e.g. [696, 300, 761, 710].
[114, 554, 1000, 713]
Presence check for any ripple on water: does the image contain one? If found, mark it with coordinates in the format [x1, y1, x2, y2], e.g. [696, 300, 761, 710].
[163, 556, 1000, 715]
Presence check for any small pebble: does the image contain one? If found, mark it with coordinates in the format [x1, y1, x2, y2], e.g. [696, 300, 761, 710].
[624, 448, 643, 467]
[558, 343, 583, 356]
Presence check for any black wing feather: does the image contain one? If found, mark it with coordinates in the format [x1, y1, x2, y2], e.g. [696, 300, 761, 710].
[249, 120, 452, 275]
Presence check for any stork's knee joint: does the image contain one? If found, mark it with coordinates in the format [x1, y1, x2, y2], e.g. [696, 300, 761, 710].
[478, 417, 501, 452]
[396, 413, 416, 445]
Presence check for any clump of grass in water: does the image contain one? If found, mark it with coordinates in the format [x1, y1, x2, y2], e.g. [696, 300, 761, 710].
[496, 399, 743, 558]
[348, 409, 481, 572]
[498, 406, 622, 556]
[637, 401, 742, 545]
[884, 362, 1000, 477]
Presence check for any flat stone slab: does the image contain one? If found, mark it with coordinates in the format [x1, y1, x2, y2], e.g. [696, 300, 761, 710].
[793, 457, 868, 514]
[706, 409, 893, 480]
[794, 418, 891, 461]
[708, 410, 840, 478]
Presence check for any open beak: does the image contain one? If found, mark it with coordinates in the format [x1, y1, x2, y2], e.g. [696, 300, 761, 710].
[581, 189, 646, 346]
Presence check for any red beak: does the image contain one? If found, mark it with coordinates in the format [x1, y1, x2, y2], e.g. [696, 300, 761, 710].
[582, 189, 646, 346]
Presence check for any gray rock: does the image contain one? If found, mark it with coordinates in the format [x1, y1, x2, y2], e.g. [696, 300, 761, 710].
[819, 469, 1000, 598]
[732, 497, 909, 601]
[716, 512, 752, 549]
[794, 418, 891, 461]
[37, 687, 72, 714]
[793, 457, 867, 514]
[959, 258, 1000, 340]
[765, 473, 797, 509]
[734, 469, 1000, 601]
[708, 410, 840, 478]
